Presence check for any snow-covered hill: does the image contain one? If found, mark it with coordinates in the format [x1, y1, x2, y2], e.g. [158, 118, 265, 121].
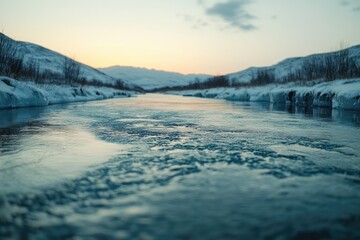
[0, 33, 127, 86]
[3, 33, 210, 91]
[99, 66, 211, 90]
[227, 45, 360, 84]
[164, 45, 360, 111]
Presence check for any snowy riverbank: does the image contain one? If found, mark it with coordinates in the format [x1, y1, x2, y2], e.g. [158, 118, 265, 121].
[167, 78, 360, 111]
[0, 77, 136, 109]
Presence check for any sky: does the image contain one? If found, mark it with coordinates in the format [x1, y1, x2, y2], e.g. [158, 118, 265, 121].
[0, 0, 359, 75]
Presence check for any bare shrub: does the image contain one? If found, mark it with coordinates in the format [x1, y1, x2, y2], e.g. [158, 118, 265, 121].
[20, 58, 44, 82]
[250, 69, 275, 86]
[0, 33, 24, 78]
[202, 75, 230, 88]
[302, 56, 322, 80]
[283, 46, 360, 82]
[282, 68, 303, 83]
[63, 56, 81, 84]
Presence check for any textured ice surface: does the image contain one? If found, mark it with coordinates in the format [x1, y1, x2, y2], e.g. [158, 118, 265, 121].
[1, 94, 360, 240]
[0, 105, 122, 194]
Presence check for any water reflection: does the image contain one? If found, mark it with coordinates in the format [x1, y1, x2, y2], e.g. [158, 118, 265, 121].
[0, 105, 69, 128]
[228, 101, 360, 125]
[0, 104, 121, 194]
[0, 105, 69, 155]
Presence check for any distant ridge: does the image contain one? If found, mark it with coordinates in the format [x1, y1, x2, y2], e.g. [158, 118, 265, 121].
[98, 65, 211, 90]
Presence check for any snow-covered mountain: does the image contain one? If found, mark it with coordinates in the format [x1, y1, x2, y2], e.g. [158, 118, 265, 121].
[99, 66, 211, 90]
[227, 45, 360, 84]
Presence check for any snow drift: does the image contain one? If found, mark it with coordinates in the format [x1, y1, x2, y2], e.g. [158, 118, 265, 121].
[0, 77, 134, 109]
[168, 79, 360, 111]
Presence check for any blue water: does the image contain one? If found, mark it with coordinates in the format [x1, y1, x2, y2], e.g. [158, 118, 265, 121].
[1, 94, 360, 240]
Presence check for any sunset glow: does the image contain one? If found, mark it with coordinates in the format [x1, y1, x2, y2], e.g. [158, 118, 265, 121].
[1, 0, 359, 74]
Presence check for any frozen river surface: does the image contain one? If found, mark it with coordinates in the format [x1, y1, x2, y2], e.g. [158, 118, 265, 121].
[1, 94, 360, 240]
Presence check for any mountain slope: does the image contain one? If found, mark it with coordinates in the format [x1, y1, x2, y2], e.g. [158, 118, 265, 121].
[0, 33, 126, 86]
[18, 43, 114, 83]
[227, 45, 360, 84]
[99, 66, 211, 90]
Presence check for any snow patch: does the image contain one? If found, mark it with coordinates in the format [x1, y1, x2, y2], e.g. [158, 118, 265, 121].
[0, 77, 135, 109]
[168, 78, 360, 111]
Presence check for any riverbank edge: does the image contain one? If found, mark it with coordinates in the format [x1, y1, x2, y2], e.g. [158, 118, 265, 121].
[0, 77, 137, 110]
[166, 78, 360, 111]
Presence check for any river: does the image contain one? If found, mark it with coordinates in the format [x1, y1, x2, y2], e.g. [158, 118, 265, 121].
[1, 94, 360, 240]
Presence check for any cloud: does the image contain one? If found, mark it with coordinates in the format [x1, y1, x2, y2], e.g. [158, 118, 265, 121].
[339, 0, 360, 13]
[205, 0, 256, 31]
[181, 14, 208, 29]
[197, 0, 205, 5]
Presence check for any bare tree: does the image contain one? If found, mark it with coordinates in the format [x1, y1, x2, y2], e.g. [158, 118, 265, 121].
[284, 44, 360, 83]
[0, 33, 24, 77]
[189, 77, 201, 89]
[23, 58, 43, 83]
[302, 56, 323, 80]
[251, 69, 276, 85]
[63, 56, 81, 84]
